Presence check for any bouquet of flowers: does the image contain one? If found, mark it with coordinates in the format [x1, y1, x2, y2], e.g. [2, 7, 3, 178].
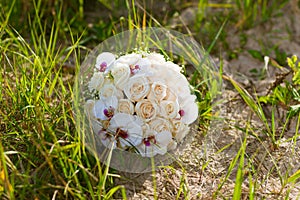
[75, 28, 221, 173]
[85, 51, 198, 157]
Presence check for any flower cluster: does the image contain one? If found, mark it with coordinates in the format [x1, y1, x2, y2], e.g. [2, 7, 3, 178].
[85, 52, 198, 157]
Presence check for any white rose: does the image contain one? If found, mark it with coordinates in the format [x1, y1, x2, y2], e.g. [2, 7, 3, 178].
[167, 72, 191, 103]
[135, 99, 157, 121]
[146, 62, 190, 102]
[160, 100, 180, 119]
[147, 53, 166, 65]
[124, 75, 150, 102]
[95, 52, 116, 72]
[100, 83, 123, 99]
[171, 120, 190, 142]
[148, 117, 171, 133]
[165, 61, 182, 73]
[116, 53, 142, 65]
[117, 99, 134, 115]
[111, 62, 130, 90]
[147, 81, 167, 102]
[88, 72, 104, 92]
[164, 87, 178, 101]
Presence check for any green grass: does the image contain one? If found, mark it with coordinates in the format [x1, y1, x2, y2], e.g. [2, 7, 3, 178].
[1, 0, 300, 199]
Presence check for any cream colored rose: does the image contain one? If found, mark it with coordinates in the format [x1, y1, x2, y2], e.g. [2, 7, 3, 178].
[117, 99, 134, 115]
[116, 53, 142, 65]
[147, 81, 167, 102]
[111, 62, 130, 90]
[164, 87, 178, 101]
[147, 53, 166, 65]
[160, 100, 180, 119]
[148, 117, 171, 133]
[100, 83, 123, 99]
[165, 61, 181, 73]
[172, 120, 190, 142]
[124, 75, 150, 102]
[135, 99, 157, 121]
[88, 72, 104, 92]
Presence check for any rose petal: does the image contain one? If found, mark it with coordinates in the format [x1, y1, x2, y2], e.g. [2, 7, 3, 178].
[116, 53, 142, 65]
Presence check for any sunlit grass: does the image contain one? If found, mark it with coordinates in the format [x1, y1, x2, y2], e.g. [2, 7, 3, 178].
[1, 0, 300, 199]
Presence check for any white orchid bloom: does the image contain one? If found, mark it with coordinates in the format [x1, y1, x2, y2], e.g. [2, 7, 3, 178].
[137, 129, 172, 157]
[108, 113, 144, 148]
[95, 52, 116, 73]
[93, 96, 118, 120]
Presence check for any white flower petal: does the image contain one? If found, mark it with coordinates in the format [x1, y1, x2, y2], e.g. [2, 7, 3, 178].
[147, 53, 166, 64]
[88, 72, 104, 92]
[100, 84, 123, 99]
[94, 100, 106, 120]
[126, 135, 142, 146]
[134, 58, 152, 76]
[105, 96, 119, 108]
[149, 117, 171, 133]
[118, 99, 135, 115]
[110, 113, 134, 128]
[154, 145, 168, 155]
[101, 136, 117, 149]
[160, 100, 180, 119]
[93, 96, 118, 120]
[147, 81, 167, 102]
[111, 62, 130, 90]
[95, 52, 116, 71]
[124, 75, 150, 102]
[135, 99, 157, 121]
[98, 130, 117, 149]
[156, 131, 172, 146]
[116, 53, 142, 65]
[137, 145, 158, 157]
[181, 97, 198, 124]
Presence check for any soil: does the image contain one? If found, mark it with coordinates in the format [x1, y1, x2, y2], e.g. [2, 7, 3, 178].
[107, 1, 300, 199]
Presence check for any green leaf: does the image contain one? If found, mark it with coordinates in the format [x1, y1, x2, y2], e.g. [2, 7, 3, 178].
[287, 169, 300, 184]
[232, 135, 247, 200]
[292, 70, 300, 85]
[287, 55, 298, 72]
[248, 49, 263, 61]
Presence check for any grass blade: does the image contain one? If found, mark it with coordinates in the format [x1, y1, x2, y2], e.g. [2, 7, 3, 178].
[232, 132, 247, 199]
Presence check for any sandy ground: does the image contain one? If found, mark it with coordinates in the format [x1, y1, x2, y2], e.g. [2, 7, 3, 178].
[109, 2, 300, 199]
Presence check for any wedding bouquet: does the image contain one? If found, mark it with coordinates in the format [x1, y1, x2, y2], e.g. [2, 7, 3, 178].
[85, 51, 198, 157]
[75, 28, 221, 173]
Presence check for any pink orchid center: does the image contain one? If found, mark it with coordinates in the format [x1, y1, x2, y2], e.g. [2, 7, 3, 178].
[130, 64, 140, 75]
[103, 106, 114, 118]
[116, 128, 129, 139]
[99, 62, 107, 72]
[179, 109, 185, 117]
[143, 135, 156, 146]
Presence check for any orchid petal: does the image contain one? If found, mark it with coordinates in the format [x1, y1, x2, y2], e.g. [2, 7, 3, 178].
[95, 52, 116, 72]
[156, 131, 172, 146]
